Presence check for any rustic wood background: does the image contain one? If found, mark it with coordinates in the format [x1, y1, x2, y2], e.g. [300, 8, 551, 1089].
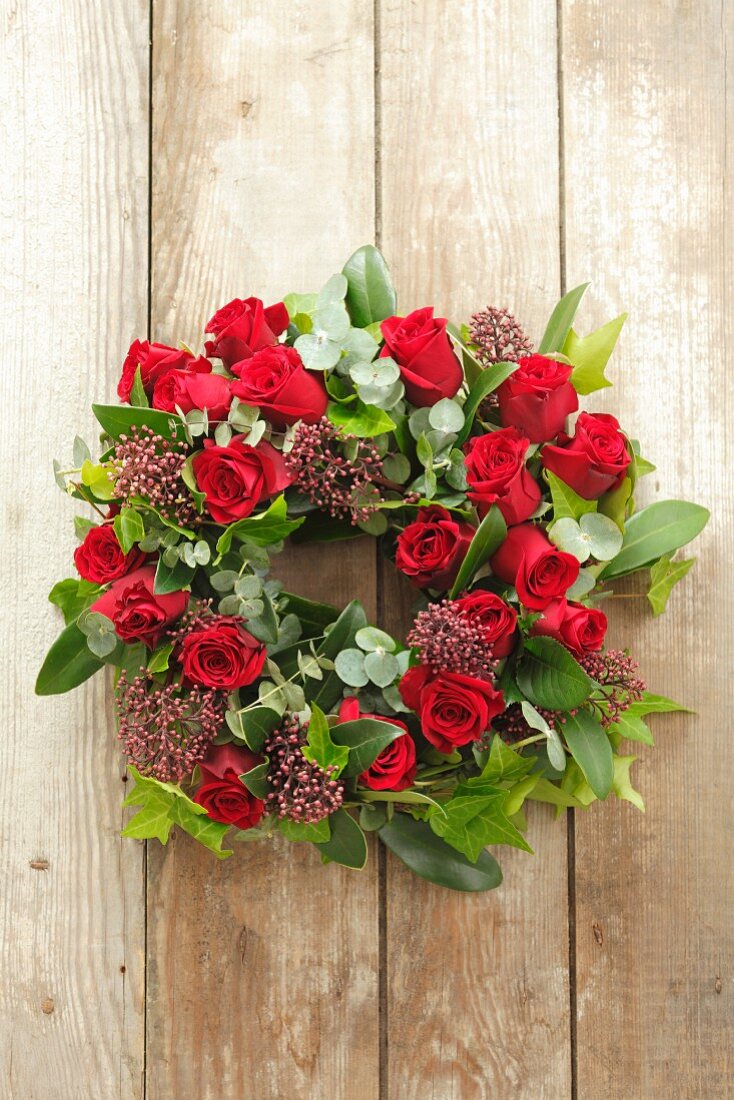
[1, 1, 731, 1097]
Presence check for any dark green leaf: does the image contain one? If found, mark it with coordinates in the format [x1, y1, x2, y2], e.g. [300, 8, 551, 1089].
[278, 591, 339, 633]
[279, 817, 330, 843]
[332, 717, 404, 777]
[129, 366, 150, 408]
[562, 711, 614, 798]
[226, 706, 281, 752]
[342, 244, 397, 328]
[538, 283, 590, 354]
[114, 507, 145, 555]
[154, 554, 195, 595]
[309, 600, 368, 711]
[316, 808, 368, 869]
[449, 505, 506, 598]
[92, 403, 184, 442]
[36, 622, 104, 695]
[599, 501, 709, 579]
[516, 636, 594, 711]
[240, 760, 271, 799]
[455, 362, 517, 445]
[48, 578, 102, 625]
[379, 814, 503, 892]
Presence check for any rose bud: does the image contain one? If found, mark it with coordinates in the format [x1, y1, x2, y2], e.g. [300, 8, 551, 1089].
[193, 743, 265, 831]
[542, 412, 631, 499]
[91, 564, 189, 647]
[379, 306, 463, 407]
[192, 436, 293, 524]
[399, 665, 505, 753]
[152, 369, 233, 423]
[497, 354, 579, 443]
[231, 344, 328, 428]
[117, 340, 209, 403]
[74, 524, 146, 585]
[338, 697, 417, 792]
[530, 598, 607, 656]
[453, 590, 518, 658]
[464, 426, 541, 525]
[490, 523, 579, 611]
[204, 297, 289, 369]
[180, 616, 266, 691]
[395, 505, 474, 591]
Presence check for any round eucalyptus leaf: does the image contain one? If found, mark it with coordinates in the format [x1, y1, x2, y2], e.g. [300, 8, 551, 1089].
[565, 568, 597, 600]
[408, 406, 432, 440]
[162, 545, 181, 568]
[445, 449, 468, 491]
[86, 630, 118, 659]
[350, 358, 400, 386]
[193, 540, 210, 565]
[382, 453, 412, 484]
[548, 517, 590, 562]
[355, 626, 396, 653]
[428, 398, 465, 434]
[244, 420, 267, 447]
[580, 511, 624, 562]
[344, 326, 378, 362]
[381, 682, 411, 713]
[295, 333, 341, 371]
[235, 574, 263, 599]
[313, 301, 351, 342]
[364, 649, 400, 688]
[214, 421, 232, 447]
[317, 272, 348, 306]
[334, 648, 369, 687]
[209, 570, 239, 592]
[218, 594, 244, 616]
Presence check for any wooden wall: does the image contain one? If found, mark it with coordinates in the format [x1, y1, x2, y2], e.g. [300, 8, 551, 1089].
[1, 2, 730, 1096]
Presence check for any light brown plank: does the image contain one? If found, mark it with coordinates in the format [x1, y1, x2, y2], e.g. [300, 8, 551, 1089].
[145, 3, 379, 1098]
[562, 2, 733, 1095]
[378, 2, 572, 1096]
[0, 2, 149, 1097]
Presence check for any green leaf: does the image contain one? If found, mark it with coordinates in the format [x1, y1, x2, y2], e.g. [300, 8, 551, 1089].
[627, 692, 691, 716]
[279, 817, 330, 843]
[342, 244, 397, 328]
[80, 460, 116, 501]
[449, 505, 506, 598]
[607, 712, 654, 746]
[167, 796, 233, 858]
[476, 735, 536, 784]
[525, 777, 582, 808]
[563, 313, 627, 394]
[455, 362, 517, 446]
[598, 476, 632, 531]
[379, 814, 503, 892]
[327, 398, 396, 438]
[129, 365, 150, 408]
[546, 470, 597, 522]
[332, 717, 404, 777]
[646, 555, 696, 616]
[240, 760, 270, 799]
[215, 495, 305, 555]
[114, 507, 145, 555]
[611, 754, 645, 811]
[302, 704, 350, 776]
[147, 642, 174, 674]
[538, 283, 590, 354]
[277, 592, 339, 633]
[316, 808, 368, 869]
[36, 621, 104, 695]
[549, 512, 623, 563]
[520, 702, 567, 771]
[226, 706, 281, 752]
[599, 500, 709, 579]
[309, 600, 368, 711]
[561, 711, 614, 799]
[92, 403, 184, 442]
[516, 637, 594, 711]
[48, 578, 102, 625]
[122, 767, 232, 856]
[154, 554, 195, 595]
[431, 787, 533, 859]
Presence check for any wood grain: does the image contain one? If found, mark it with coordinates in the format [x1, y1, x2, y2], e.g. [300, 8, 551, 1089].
[378, 2, 572, 1096]
[0, 1, 149, 1097]
[145, 3, 379, 1097]
[562, 1, 733, 1095]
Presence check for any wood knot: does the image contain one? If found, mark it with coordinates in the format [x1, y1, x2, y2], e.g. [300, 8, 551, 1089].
[592, 921, 604, 946]
[715, 976, 722, 994]
[29, 859, 49, 871]
[41, 997, 54, 1015]
[240, 100, 254, 118]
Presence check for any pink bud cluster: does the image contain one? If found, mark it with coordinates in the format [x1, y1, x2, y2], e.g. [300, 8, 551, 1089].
[469, 305, 533, 367]
[116, 672, 225, 782]
[283, 417, 384, 524]
[264, 714, 344, 824]
[166, 598, 216, 644]
[110, 426, 197, 526]
[408, 599, 500, 681]
[580, 648, 646, 728]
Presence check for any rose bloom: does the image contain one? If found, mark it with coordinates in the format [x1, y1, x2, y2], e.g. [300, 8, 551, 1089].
[542, 412, 631, 499]
[231, 344, 327, 428]
[399, 665, 505, 753]
[531, 598, 607, 656]
[395, 505, 474, 591]
[91, 564, 188, 647]
[453, 590, 518, 658]
[180, 616, 266, 690]
[338, 697, 416, 792]
[464, 426, 541, 525]
[192, 436, 293, 524]
[74, 524, 145, 585]
[497, 354, 579, 443]
[490, 523, 579, 611]
[193, 743, 265, 831]
[204, 296, 289, 369]
[117, 339, 210, 402]
[379, 306, 463, 407]
[152, 369, 232, 422]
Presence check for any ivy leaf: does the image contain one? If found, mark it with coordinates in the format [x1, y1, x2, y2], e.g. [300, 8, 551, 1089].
[448, 505, 506, 598]
[113, 507, 145, 555]
[538, 283, 590, 354]
[607, 712, 654, 746]
[646, 555, 696, 616]
[525, 777, 583, 809]
[48, 578, 102, 625]
[430, 787, 533, 861]
[545, 470, 597, 522]
[342, 244, 397, 328]
[563, 313, 627, 394]
[327, 398, 396, 438]
[148, 642, 174, 674]
[302, 704, 349, 776]
[474, 735, 535, 785]
[239, 760, 271, 800]
[516, 637, 594, 711]
[599, 500, 709, 579]
[561, 711, 614, 799]
[611, 754, 645, 811]
[316, 808, 368, 869]
[122, 767, 232, 857]
[167, 796, 233, 857]
[215, 494, 305, 555]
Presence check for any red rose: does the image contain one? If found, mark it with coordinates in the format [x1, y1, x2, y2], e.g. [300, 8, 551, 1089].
[193, 743, 265, 831]
[531, 599, 607, 656]
[497, 354, 579, 443]
[231, 344, 328, 428]
[152, 369, 232, 422]
[453, 590, 518, 658]
[337, 697, 416, 792]
[180, 616, 266, 690]
[491, 524, 579, 611]
[204, 297, 289, 369]
[399, 665, 505, 753]
[192, 437, 293, 524]
[395, 505, 474, 591]
[542, 412, 632, 499]
[74, 524, 145, 585]
[379, 307, 463, 407]
[91, 564, 188, 646]
[464, 427, 541, 525]
[117, 340, 209, 402]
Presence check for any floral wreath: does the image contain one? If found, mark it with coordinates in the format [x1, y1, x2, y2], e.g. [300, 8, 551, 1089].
[38, 247, 708, 892]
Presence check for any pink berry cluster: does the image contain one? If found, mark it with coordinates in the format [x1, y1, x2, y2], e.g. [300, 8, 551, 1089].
[581, 649, 646, 728]
[408, 599, 500, 681]
[264, 714, 344, 823]
[110, 426, 197, 526]
[284, 416, 384, 524]
[469, 305, 533, 366]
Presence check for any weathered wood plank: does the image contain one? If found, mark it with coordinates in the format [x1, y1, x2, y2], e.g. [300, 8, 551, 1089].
[378, 2, 572, 1096]
[0, 2, 149, 1097]
[145, 3, 379, 1098]
[562, 2, 733, 1095]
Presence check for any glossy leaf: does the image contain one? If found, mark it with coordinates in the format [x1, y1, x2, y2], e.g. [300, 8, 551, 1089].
[226, 706, 281, 752]
[154, 554, 195, 595]
[92, 403, 184, 442]
[342, 244, 397, 328]
[546, 470, 597, 522]
[35, 621, 104, 695]
[516, 637, 594, 711]
[316, 808, 368, 869]
[455, 362, 517, 446]
[48, 578, 102, 625]
[215, 495, 306, 555]
[599, 500, 709, 579]
[309, 600, 368, 711]
[302, 704, 349, 776]
[538, 283, 590, 354]
[646, 554, 696, 616]
[379, 814, 503, 892]
[562, 711, 614, 799]
[331, 717, 404, 777]
[563, 312, 627, 394]
[449, 505, 506, 598]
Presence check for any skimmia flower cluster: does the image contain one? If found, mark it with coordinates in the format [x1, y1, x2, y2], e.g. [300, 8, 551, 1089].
[37, 246, 707, 893]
